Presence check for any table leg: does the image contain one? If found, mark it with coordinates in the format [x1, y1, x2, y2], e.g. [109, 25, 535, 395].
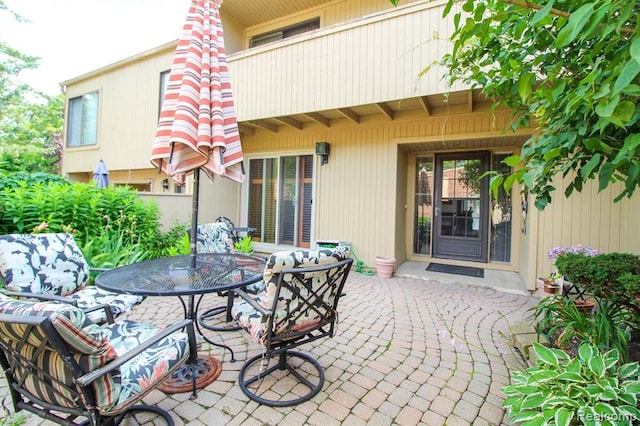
[195, 293, 237, 361]
[159, 295, 227, 397]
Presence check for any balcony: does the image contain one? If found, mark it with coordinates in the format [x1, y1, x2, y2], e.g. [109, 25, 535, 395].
[228, 0, 470, 134]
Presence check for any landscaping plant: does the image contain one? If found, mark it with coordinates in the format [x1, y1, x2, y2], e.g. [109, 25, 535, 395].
[503, 343, 640, 425]
[555, 252, 640, 329]
[534, 296, 632, 362]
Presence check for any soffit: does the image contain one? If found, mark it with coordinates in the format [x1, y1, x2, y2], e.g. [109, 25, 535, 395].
[237, 90, 526, 144]
[221, 0, 336, 28]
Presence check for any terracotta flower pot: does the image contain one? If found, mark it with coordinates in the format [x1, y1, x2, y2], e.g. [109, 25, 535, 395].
[375, 256, 396, 278]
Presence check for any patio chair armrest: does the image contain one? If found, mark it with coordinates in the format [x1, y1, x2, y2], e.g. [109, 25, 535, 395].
[234, 288, 272, 316]
[0, 289, 78, 306]
[76, 318, 196, 387]
[82, 303, 115, 324]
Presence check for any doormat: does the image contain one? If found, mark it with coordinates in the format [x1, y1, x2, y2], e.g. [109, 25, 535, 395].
[426, 263, 484, 278]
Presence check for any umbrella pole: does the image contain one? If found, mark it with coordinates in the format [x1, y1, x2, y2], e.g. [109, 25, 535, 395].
[190, 168, 200, 269]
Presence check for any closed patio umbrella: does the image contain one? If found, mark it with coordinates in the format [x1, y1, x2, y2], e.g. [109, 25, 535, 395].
[93, 160, 109, 188]
[150, 0, 244, 268]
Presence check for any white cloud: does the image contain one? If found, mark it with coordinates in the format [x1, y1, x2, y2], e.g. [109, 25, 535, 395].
[1, 0, 191, 95]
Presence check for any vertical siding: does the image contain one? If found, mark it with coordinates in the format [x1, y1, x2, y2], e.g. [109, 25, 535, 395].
[239, 107, 524, 266]
[534, 176, 640, 285]
[229, 1, 456, 120]
[63, 49, 175, 174]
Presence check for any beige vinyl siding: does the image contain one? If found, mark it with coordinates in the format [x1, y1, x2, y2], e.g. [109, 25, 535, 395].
[242, 106, 526, 267]
[63, 48, 174, 175]
[533, 177, 640, 287]
[229, 0, 459, 120]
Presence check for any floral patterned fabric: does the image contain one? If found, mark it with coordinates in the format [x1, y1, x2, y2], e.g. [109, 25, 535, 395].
[196, 223, 234, 254]
[0, 233, 144, 322]
[232, 247, 352, 344]
[0, 294, 190, 414]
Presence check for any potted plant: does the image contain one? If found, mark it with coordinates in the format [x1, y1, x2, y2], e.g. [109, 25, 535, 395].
[554, 251, 640, 330]
[233, 236, 254, 254]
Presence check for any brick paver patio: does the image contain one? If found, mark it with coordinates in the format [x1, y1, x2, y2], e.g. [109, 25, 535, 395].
[0, 272, 538, 425]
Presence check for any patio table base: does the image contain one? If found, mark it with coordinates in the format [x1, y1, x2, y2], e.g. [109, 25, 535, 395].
[158, 353, 222, 394]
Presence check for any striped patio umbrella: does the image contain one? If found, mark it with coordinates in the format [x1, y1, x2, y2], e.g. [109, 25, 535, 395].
[150, 0, 244, 265]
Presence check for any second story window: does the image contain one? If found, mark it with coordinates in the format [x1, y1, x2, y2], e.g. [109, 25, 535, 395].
[159, 70, 170, 114]
[66, 91, 98, 147]
[250, 19, 320, 48]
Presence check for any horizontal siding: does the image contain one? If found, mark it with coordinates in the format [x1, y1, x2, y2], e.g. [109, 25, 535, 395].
[229, 0, 460, 120]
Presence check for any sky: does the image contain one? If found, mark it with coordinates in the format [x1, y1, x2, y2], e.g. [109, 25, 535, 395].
[1, 0, 192, 95]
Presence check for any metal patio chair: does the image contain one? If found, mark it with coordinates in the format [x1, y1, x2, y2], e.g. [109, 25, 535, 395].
[0, 294, 196, 425]
[195, 222, 265, 332]
[0, 233, 144, 323]
[231, 247, 353, 406]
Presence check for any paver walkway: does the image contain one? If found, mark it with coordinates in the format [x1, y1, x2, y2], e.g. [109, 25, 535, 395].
[0, 272, 538, 425]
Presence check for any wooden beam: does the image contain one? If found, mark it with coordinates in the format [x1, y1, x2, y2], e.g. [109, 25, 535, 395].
[273, 116, 303, 130]
[238, 124, 255, 136]
[375, 102, 394, 120]
[467, 90, 473, 112]
[304, 112, 331, 127]
[337, 108, 360, 124]
[250, 120, 278, 133]
[419, 96, 431, 117]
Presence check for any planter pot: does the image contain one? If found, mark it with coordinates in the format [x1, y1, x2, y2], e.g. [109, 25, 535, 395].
[375, 256, 396, 279]
[537, 277, 558, 294]
[574, 299, 596, 314]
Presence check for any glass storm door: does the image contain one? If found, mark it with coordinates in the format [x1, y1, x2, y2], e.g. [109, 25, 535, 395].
[432, 152, 489, 262]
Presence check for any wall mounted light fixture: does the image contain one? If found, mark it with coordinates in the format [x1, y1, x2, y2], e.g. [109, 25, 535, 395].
[162, 178, 170, 191]
[315, 142, 330, 165]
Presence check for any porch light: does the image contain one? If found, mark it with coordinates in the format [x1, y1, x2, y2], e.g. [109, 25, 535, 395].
[315, 142, 330, 165]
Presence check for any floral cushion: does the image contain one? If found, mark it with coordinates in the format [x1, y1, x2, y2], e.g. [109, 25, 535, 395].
[67, 286, 145, 324]
[232, 247, 351, 344]
[0, 233, 90, 296]
[196, 223, 234, 254]
[0, 294, 190, 414]
[0, 233, 144, 321]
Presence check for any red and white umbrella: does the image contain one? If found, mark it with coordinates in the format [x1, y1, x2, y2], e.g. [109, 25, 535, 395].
[150, 0, 244, 186]
[150, 0, 244, 265]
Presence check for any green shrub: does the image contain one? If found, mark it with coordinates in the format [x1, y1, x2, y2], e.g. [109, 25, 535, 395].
[503, 343, 640, 426]
[534, 296, 632, 362]
[555, 253, 640, 329]
[234, 236, 254, 254]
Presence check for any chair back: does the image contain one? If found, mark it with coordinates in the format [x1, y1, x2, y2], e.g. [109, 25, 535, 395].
[195, 223, 235, 254]
[260, 247, 353, 345]
[0, 233, 90, 296]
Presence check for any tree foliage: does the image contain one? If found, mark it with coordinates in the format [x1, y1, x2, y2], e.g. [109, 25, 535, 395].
[392, 0, 640, 210]
[0, 1, 63, 174]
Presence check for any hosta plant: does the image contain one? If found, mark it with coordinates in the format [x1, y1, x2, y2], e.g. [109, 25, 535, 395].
[503, 343, 640, 426]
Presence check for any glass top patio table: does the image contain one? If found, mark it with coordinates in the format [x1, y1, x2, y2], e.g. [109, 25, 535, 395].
[95, 253, 265, 397]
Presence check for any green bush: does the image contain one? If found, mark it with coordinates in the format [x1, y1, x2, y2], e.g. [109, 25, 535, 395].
[555, 253, 640, 328]
[503, 343, 640, 426]
[534, 296, 632, 362]
[0, 175, 164, 261]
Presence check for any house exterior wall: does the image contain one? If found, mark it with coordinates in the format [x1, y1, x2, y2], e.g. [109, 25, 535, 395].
[230, 0, 459, 120]
[59, 0, 640, 290]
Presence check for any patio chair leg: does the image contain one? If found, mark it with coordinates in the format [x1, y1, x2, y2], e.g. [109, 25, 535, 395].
[238, 350, 325, 407]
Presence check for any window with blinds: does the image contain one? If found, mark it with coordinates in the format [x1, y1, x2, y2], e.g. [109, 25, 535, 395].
[249, 19, 320, 48]
[247, 155, 314, 248]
